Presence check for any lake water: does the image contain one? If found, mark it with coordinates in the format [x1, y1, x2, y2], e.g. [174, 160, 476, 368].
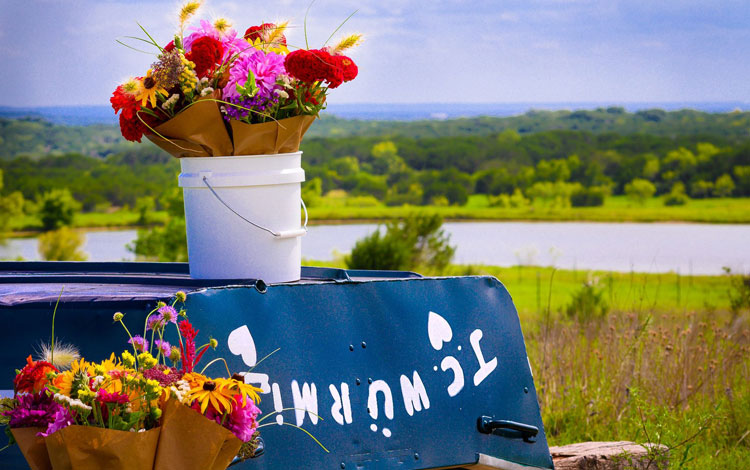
[2, 222, 748, 275]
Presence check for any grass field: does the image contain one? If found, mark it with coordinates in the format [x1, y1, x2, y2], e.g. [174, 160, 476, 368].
[7, 196, 750, 233]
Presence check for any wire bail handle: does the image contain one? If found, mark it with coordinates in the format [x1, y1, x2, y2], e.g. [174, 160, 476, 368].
[202, 175, 308, 240]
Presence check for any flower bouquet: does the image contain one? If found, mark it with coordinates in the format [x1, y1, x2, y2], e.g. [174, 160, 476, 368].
[111, 1, 361, 157]
[110, 1, 362, 282]
[2, 293, 264, 470]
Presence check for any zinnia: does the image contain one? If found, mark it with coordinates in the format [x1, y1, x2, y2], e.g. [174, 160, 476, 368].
[186, 36, 223, 78]
[224, 49, 285, 101]
[14, 356, 58, 394]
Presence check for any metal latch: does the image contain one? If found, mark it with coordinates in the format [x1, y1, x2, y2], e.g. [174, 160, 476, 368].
[477, 416, 539, 443]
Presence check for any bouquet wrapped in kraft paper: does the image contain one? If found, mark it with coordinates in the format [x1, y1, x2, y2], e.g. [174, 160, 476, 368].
[146, 101, 316, 158]
[154, 399, 242, 470]
[111, 2, 361, 159]
[2, 295, 266, 470]
[44, 426, 160, 470]
[11, 427, 52, 470]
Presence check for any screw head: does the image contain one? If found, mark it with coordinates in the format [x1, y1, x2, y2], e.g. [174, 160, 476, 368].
[349, 345, 354, 351]
[341, 463, 346, 469]
[361, 341, 367, 348]
[414, 453, 420, 460]
[524, 387, 529, 393]
[367, 378, 373, 384]
[356, 378, 361, 385]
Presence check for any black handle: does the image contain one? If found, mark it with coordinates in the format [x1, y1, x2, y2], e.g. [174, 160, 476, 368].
[477, 416, 539, 441]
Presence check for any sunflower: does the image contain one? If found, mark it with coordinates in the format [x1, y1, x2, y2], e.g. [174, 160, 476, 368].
[134, 70, 169, 108]
[187, 378, 236, 414]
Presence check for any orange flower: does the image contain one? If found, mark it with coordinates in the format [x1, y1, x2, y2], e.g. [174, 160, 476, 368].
[14, 355, 58, 393]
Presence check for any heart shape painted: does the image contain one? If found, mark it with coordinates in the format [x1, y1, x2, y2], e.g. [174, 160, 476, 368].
[428, 311, 453, 351]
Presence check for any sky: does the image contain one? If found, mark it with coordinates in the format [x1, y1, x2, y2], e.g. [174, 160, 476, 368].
[1, 0, 750, 107]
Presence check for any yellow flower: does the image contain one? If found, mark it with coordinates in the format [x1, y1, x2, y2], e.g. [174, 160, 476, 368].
[138, 352, 158, 369]
[134, 70, 169, 108]
[182, 372, 207, 389]
[228, 377, 262, 406]
[121, 351, 135, 368]
[52, 371, 74, 396]
[187, 378, 236, 414]
[246, 36, 289, 55]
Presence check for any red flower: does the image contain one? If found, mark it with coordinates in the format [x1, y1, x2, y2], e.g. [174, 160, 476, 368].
[179, 320, 198, 374]
[110, 85, 139, 120]
[119, 111, 159, 143]
[244, 23, 287, 45]
[284, 49, 334, 83]
[14, 355, 58, 394]
[338, 55, 358, 82]
[164, 40, 175, 52]
[186, 36, 224, 78]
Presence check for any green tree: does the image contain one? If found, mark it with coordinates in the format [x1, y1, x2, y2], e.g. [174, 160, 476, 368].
[690, 180, 714, 198]
[664, 182, 689, 206]
[734, 166, 750, 196]
[346, 214, 455, 273]
[301, 177, 323, 208]
[135, 196, 156, 225]
[371, 141, 408, 175]
[37, 188, 81, 231]
[713, 174, 735, 197]
[38, 227, 87, 261]
[128, 188, 187, 262]
[624, 178, 656, 205]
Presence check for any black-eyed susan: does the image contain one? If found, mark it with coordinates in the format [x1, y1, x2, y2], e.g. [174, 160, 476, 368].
[229, 375, 262, 406]
[135, 70, 169, 108]
[187, 377, 236, 413]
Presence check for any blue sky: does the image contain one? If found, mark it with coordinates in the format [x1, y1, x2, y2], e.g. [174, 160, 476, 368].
[1, 0, 750, 106]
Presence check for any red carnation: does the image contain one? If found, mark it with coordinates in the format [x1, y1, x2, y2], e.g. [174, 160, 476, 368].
[110, 85, 139, 120]
[244, 23, 287, 46]
[164, 40, 175, 52]
[119, 111, 160, 143]
[14, 355, 58, 394]
[186, 36, 223, 78]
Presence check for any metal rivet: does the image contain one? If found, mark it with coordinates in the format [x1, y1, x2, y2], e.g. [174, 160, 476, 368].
[414, 453, 420, 460]
[349, 345, 354, 351]
[356, 378, 361, 385]
[367, 378, 373, 384]
[341, 463, 346, 469]
[524, 387, 529, 393]
[361, 341, 367, 348]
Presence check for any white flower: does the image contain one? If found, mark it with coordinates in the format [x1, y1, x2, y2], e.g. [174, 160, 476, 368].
[274, 89, 289, 99]
[162, 94, 180, 110]
[200, 87, 214, 97]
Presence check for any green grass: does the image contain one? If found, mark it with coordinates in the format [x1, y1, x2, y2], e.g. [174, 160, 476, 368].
[307, 196, 750, 224]
[7, 196, 750, 234]
[9, 210, 168, 233]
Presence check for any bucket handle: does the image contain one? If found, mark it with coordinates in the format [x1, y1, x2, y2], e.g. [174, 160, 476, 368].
[202, 176, 308, 239]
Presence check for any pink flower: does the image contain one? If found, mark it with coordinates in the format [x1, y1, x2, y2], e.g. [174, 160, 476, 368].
[225, 396, 261, 442]
[223, 50, 285, 101]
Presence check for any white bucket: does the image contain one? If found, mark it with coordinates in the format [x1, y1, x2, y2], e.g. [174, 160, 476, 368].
[178, 152, 306, 283]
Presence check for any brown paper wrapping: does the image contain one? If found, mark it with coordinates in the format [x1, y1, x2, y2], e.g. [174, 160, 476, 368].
[44, 426, 160, 470]
[11, 427, 52, 470]
[154, 399, 242, 470]
[230, 114, 317, 156]
[146, 100, 234, 158]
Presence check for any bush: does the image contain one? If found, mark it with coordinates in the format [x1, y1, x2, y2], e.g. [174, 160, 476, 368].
[135, 196, 156, 225]
[38, 227, 87, 261]
[624, 178, 656, 205]
[565, 277, 609, 321]
[664, 182, 689, 206]
[488, 188, 530, 208]
[346, 213, 455, 273]
[37, 188, 81, 231]
[570, 186, 609, 207]
[713, 173, 735, 198]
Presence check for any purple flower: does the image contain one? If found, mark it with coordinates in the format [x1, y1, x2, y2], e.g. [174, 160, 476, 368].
[38, 407, 74, 437]
[158, 305, 178, 324]
[147, 315, 164, 331]
[128, 335, 149, 353]
[222, 94, 279, 122]
[4, 390, 62, 429]
[154, 339, 171, 357]
[223, 50, 285, 101]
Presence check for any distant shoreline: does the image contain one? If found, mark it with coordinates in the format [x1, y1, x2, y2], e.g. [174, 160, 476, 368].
[2, 101, 749, 126]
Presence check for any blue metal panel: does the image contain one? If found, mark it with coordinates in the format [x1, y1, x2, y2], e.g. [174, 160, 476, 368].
[0, 264, 551, 470]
